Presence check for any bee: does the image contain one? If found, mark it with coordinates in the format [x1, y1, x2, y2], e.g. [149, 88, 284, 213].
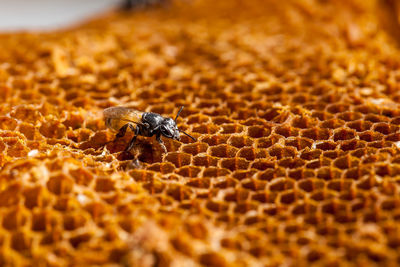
[103, 106, 196, 153]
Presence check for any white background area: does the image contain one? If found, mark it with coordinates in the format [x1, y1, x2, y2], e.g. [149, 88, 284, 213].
[0, 0, 121, 31]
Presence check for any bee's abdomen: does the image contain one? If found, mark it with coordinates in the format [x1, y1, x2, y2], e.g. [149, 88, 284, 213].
[103, 106, 142, 132]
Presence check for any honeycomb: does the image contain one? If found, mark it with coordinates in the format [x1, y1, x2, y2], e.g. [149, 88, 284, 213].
[1, 0, 400, 266]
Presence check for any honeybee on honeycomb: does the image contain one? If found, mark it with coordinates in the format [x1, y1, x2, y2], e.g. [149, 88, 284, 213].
[103, 106, 196, 153]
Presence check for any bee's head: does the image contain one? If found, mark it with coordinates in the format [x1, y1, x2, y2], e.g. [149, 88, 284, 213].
[160, 107, 196, 142]
[161, 118, 180, 140]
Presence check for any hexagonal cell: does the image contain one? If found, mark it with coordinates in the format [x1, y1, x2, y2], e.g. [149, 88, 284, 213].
[5, 138, 29, 157]
[256, 167, 286, 181]
[95, 177, 115, 192]
[241, 118, 269, 127]
[292, 201, 317, 215]
[320, 118, 345, 129]
[147, 162, 176, 174]
[268, 178, 294, 192]
[3, 207, 28, 231]
[373, 122, 398, 135]
[18, 122, 41, 140]
[234, 201, 258, 213]
[326, 179, 353, 192]
[201, 135, 230, 146]
[346, 120, 372, 132]
[298, 178, 324, 192]
[69, 168, 94, 186]
[69, 233, 92, 248]
[199, 252, 228, 267]
[301, 127, 330, 140]
[221, 158, 249, 171]
[23, 186, 49, 209]
[337, 111, 363, 121]
[285, 137, 313, 150]
[175, 166, 202, 178]
[275, 125, 299, 138]
[321, 200, 347, 215]
[31, 211, 56, 232]
[182, 142, 208, 157]
[0, 116, 18, 130]
[10, 105, 42, 123]
[203, 167, 231, 177]
[292, 116, 316, 129]
[250, 159, 274, 171]
[316, 141, 336, 151]
[385, 133, 400, 142]
[364, 114, 390, 123]
[39, 120, 67, 139]
[166, 184, 193, 201]
[300, 149, 322, 160]
[268, 145, 296, 159]
[205, 200, 229, 213]
[237, 147, 257, 161]
[391, 116, 400, 125]
[333, 128, 356, 141]
[220, 123, 244, 134]
[339, 139, 364, 151]
[232, 170, 257, 181]
[11, 231, 32, 252]
[223, 188, 250, 203]
[241, 178, 266, 191]
[366, 140, 391, 149]
[344, 166, 371, 179]
[193, 155, 219, 167]
[309, 190, 335, 201]
[186, 114, 210, 124]
[165, 152, 192, 167]
[212, 116, 234, 125]
[278, 158, 306, 169]
[209, 144, 238, 158]
[129, 169, 155, 182]
[317, 167, 341, 180]
[258, 108, 281, 121]
[256, 135, 282, 149]
[84, 202, 108, 220]
[327, 103, 349, 114]
[333, 155, 359, 169]
[247, 126, 271, 138]
[63, 213, 87, 231]
[288, 168, 315, 180]
[47, 174, 74, 195]
[233, 108, 257, 120]
[186, 177, 211, 189]
[311, 110, 334, 121]
[228, 135, 254, 148]
[213, 177, 238, 189]
[323, 150, 345, 159]
[279, 190, 303, 205]
[252, 191, 277, 204]
[192, 124, 220, 134]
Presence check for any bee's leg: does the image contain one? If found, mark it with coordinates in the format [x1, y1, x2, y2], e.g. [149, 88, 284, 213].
[125, 126, 141, 152]
[125, 135, 137, 152]
[116, 123, 135, 139]
[99, 123, 133, 151]
[156, 134, 167, 153]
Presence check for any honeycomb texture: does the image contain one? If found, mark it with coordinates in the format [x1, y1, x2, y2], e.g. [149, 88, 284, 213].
[1, 0, 400, 266]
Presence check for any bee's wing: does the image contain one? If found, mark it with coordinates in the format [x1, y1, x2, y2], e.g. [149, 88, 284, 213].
[103, 107, 144, 131]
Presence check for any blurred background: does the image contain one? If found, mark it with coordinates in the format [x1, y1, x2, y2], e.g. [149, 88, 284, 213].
[0, 0, 122, 31]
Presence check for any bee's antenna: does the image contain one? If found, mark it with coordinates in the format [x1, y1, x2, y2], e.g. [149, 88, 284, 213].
[175, 106, 184, 122]
[179, 129, 197, 141]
